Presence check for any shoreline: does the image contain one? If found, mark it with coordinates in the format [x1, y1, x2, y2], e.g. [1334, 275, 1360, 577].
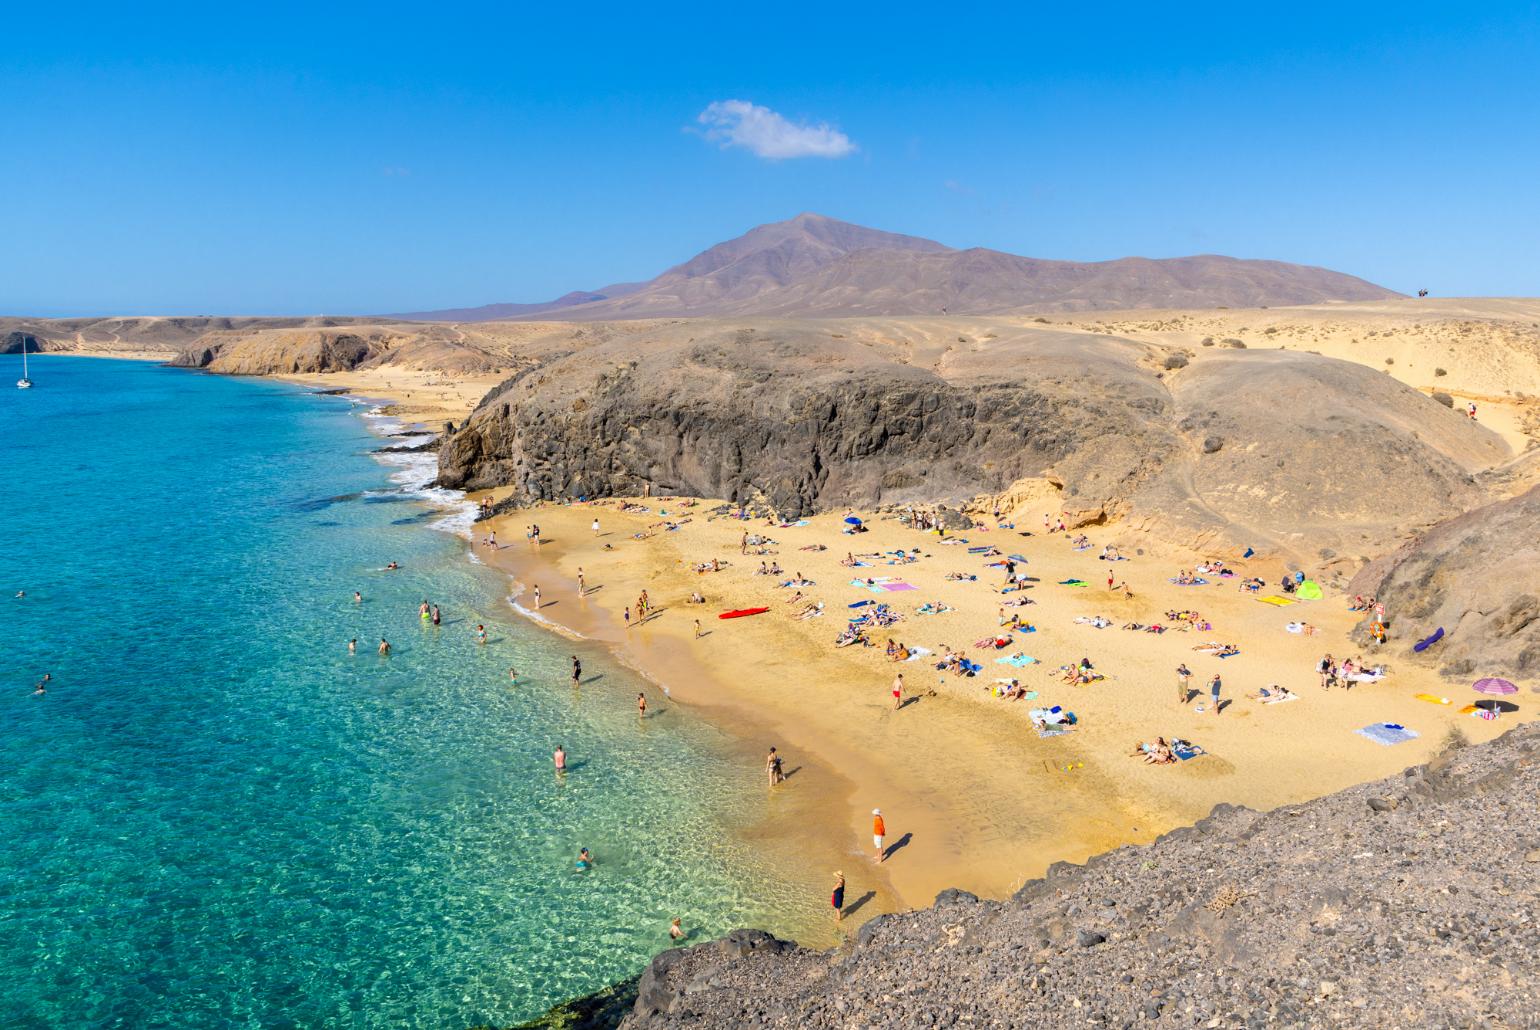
[330, 383, 859, 949]
[467, 495, 1532, 923]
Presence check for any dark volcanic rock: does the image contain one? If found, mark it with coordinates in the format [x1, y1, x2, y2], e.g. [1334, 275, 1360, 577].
[1, 331, 43, 355]
[614, 724, 1540, 1028]
[437, 322, 1505, 559]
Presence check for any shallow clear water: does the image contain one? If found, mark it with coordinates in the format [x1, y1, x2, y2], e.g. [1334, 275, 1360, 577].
[0, 356, 818, 1027]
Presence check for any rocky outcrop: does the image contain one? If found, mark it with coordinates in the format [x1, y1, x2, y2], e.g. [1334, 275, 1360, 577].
[617, 723, 1540, 1028]
[438, 319, 1507, 559]
[1, 330, 43, 354]
[1351, 482, 1540, 679]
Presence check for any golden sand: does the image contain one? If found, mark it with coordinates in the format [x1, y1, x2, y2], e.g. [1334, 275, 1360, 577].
[465, 495, 1527, 928]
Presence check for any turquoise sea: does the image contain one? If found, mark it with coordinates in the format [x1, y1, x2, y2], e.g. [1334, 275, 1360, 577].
[0, 356, 819, 1027]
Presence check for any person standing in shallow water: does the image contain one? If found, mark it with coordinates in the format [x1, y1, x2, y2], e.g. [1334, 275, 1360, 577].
[831, 872, 846, 923]
[571, 655, 582, 686]
[431, 604, 441, 626]
[872, 809, 886, 862]
[637, 692, 647, 717]
[553, 744, 566, 773]
[378, 638, 391, 656]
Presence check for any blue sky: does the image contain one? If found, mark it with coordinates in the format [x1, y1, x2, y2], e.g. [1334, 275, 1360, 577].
[2, 2, 1537, 315]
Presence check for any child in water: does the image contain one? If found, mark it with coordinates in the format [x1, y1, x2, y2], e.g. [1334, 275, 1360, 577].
[576, 847, 593, 870]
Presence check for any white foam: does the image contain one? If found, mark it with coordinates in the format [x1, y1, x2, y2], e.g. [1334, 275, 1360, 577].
[347, 403, 480, 539]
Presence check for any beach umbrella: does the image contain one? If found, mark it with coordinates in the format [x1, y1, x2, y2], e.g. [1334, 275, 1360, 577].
[844, 516, 863, 525]
[1473, 677, 1518, 695]
[1473, 699, 1519, 714]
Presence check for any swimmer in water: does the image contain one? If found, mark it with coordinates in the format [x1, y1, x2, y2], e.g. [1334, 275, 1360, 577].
[669, 918, 685, 942]
[576, 847, 592, 870]
[385, 562, 399, 571]
[637, 692, 647, 716]
[431, 605, 441, 626]
[553, 744, 566, 772]
[15, 590, 25, 598]
[420, 601, 431, 621]
[353, 591, 362, 604]
[508, 667, 518, 684]
[378, 638, 391, 656]
[32, 673, 51, 697]
[348, 638, 357, 654]
[476, 624, 487, 644]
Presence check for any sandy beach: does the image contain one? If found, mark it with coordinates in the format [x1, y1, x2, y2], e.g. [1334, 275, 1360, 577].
[467, 493, 1529, 924]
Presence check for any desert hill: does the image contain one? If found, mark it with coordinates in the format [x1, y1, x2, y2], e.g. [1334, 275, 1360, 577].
[392, 213, 1400, 321]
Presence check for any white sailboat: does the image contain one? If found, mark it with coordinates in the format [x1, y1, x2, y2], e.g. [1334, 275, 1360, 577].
[16, 335, 32, 389]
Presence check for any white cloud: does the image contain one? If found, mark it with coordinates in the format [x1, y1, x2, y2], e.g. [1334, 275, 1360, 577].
[696, 100, 856, 160]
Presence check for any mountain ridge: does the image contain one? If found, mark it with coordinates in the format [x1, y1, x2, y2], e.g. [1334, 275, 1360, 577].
[391, 213, 1400, 321]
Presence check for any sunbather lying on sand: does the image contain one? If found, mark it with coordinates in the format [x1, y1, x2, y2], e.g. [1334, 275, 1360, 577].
[1130, 737, 1176, 764]
[1246, 685, 1297, 703]
[1074, 615, 1112, 628]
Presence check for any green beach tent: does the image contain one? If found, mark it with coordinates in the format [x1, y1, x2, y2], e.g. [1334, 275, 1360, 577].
[1296, 579, 1323, 600]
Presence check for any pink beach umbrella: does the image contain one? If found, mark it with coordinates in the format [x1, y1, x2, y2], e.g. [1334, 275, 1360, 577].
[1472, 677, 1518, 696]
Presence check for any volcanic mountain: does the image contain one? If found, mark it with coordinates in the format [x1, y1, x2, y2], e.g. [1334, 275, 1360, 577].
[392, 213, 1400, 321]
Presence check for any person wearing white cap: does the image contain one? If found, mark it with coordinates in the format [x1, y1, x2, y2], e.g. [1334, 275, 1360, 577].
[872, 808, 886, 861]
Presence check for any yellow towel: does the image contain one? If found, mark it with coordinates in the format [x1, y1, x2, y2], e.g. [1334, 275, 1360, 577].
[1257, 595, 1296, 606]
[1415, 693, 1450, 705]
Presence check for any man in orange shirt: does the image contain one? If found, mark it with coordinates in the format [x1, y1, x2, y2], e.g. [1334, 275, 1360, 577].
[873, 808, 886, 861]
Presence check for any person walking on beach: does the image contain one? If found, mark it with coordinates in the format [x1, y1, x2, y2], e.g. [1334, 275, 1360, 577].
[766, 747, 784, 785]
[637, 692, 647, 717]
[592, 517, 601, 537]
[576, 568, 585, 596]
[892, 673, 904, 710]
[1318, 653, 1334, 690]
[553, 744, 566, 773]
[873, 809, 887, 862]
[624, 607, 631, 630]
[831, 872, 846, 923]
[1209, 673, 1223, 715]
[693, 618, 702, 638]
[487, 530, 497, 549]
[532, 524, 541, 544]
[1176, 663, 1191, 704]
[571, 655, 582, 686]
[378, 638, 391, 656]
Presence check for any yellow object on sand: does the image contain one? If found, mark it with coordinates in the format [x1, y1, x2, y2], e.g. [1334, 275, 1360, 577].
[1257, 595, 1296, 606]
[1415, 693, 1451, 705]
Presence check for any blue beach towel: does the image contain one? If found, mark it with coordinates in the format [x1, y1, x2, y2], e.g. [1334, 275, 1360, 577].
[994, 654, 1038, 668]
[1356, 723, 1420, 746]
[1171, 740, 1206, 761]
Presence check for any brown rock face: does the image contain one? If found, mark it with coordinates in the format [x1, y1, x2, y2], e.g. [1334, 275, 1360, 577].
[438, 321, 1504, 560]
[1351, 482, 1540, 680]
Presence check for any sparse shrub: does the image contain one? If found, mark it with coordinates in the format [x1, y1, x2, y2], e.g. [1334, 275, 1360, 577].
[1435, 367, 1447, 377]
[1440, 723, 1469, 753]
[1163, 353, 1189, 370]
[1432, 391, 1454, 408]
[1033, 317, 1050, 324]
[1200, 337, 1215, 347]
[1222, 338, 1246, 349]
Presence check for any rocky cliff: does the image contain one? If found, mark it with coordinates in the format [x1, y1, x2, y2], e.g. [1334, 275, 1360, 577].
[438, 318, 1506, 562]
[608, 722, 1539, 1029]
[1351, 482, 1540, 680]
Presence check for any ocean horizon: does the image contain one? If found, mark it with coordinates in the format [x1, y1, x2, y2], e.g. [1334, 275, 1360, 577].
[1, 355, 821, 1027]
